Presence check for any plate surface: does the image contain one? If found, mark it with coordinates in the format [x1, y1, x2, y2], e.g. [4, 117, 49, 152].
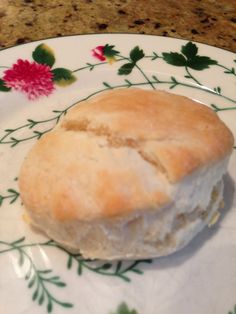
[0, 34, 235, 314]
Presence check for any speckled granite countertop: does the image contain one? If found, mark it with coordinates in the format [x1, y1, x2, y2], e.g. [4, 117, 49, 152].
[0, 0, 235, 52]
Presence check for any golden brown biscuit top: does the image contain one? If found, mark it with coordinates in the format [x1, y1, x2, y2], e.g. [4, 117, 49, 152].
[19, 88, 234, 221]
[61, 88, 234, 182]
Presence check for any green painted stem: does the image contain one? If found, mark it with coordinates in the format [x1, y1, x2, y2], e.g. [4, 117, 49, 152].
[0, 194, 17, 202]
[212, 105, 236, 112]
[79, 262, 130, 281]
[145, 54, 163, 60]
[216, 64, 236, 76]
[185, 66, 202, 85]
[72, 57, 125, 72]
[0, 189, 19, 206]
[0, 124, 32, 143]
[135, 63, 156, 90]
[72, 61, 106, 72]
[117, 54, 156, 89]
[0, 132, 48, 146]
[0, 241, 48, 254]
[0, 111, 66, 144]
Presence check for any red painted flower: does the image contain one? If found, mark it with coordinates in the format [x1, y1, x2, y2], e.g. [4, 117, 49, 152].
[92, 44, 119, 64]
[92, 46, 106, 61]
[3, 59, 54, 100]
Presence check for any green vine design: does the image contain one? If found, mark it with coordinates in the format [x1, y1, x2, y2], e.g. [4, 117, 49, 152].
[0, 41, 236, 148]
[0, 237, 73, 313]
[0, 237, 153, 282]
[74, 41, 236, 95]
[0, 109, 68, 147]
[1, 41, 235, 96]
[66, 249, 151, 282]
[147, 52, 236, 77]
[211, 104, 236, 112]
[0, 77, 236, 148]
[72, 42, 236, 79]
[0, 187, 19, 206]
[0, 237, 152, 312]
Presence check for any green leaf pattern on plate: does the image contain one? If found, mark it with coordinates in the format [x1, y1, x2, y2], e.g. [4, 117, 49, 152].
[0, 78, 11, 91]
[0, 237, 73, 313]
[162, 41, 218, 70]
[52, 68, 76, 86]
[110, 302, 138, 314]
[0, 41, 235, 149]
[0, 237, 152, 312]
[32, 44, 56, 67]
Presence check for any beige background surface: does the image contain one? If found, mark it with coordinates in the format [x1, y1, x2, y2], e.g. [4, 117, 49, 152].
[0, 0, 235, 52]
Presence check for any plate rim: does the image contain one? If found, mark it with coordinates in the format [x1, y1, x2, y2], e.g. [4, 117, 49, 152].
[0, 31, 235, 314]
[0, 32, 235, 56]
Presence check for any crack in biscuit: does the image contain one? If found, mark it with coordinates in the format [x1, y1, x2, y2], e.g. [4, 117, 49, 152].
[62, 118, 168, 177]
[137, 149, 168, 175]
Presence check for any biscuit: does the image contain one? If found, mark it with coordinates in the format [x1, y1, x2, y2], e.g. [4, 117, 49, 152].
[19, 88, 234, 259]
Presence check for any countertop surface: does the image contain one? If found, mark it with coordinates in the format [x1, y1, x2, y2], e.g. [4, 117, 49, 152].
[0, 0, 235, 52]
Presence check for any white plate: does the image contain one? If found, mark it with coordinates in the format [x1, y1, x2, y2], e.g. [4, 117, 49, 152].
[0, 34, 235, 314]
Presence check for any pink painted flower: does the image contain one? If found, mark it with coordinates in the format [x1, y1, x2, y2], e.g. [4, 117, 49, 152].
[3, 59, 55, 100]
